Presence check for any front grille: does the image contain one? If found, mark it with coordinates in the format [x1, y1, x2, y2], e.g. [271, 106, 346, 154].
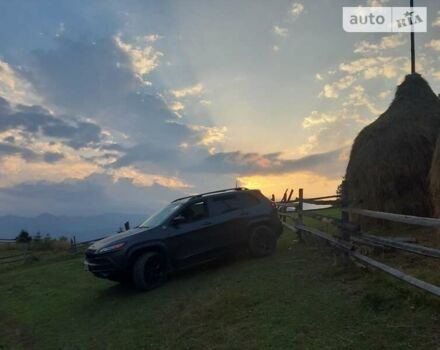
[85, 252, 115, 272]
[85, 249, 97, 258]
[87, 256, 109, 265]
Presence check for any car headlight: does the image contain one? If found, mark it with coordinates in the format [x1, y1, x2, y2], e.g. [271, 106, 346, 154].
[97, 242, 126, 254]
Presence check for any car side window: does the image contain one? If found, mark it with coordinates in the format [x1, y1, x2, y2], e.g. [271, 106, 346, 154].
[208, 195, 241, 217]
[209, 198, 231, 216]
[180, 201, 208, 222]
[223, 195, 241, 211]
[239, 193, 260, 208]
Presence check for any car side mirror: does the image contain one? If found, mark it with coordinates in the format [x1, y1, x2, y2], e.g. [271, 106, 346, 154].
[172, 215, 186, 226]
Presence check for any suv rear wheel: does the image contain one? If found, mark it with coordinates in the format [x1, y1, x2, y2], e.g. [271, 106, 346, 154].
[249, 226, 277, 258]
[132, 252, 167, 291]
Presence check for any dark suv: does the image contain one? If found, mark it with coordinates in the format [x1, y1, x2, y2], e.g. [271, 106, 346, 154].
[84, 188, 282, 290]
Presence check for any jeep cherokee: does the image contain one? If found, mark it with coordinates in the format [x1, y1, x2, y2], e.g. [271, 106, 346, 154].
[84, 188, 282, 290]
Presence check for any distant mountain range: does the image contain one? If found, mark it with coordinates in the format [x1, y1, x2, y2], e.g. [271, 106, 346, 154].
[0, 213, 148, 242]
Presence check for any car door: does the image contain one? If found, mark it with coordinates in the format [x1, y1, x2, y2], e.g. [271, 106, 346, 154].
[168, 200, 219, 266]
[205, 196, 239, 251]
[232, 192, 262, 245]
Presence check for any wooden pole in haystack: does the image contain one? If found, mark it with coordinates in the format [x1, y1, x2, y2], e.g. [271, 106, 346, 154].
[410, 0, 416, 74]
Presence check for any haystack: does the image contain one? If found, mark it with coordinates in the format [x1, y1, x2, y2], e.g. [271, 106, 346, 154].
[345, 74, 440, 217]
[430, 136, 440, 217]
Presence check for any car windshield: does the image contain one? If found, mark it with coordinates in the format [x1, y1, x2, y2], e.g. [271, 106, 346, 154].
[139, 199, 188, 228]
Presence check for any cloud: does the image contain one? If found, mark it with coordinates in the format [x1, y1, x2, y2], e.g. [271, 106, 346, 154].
[378, 90, 392, 99]
[0, 142, 39, 162]
[354, 34, 406, 54]
[433, 71, 440, 81]
[320, 75, 355, 99]
[108, 143, 179, 168]
[0, 96, 103, 150]
[114, 33, 163, 81]
[55, 22, 65, 38]
[169, 101, 184, 111]
[339, 56, 407, 80]
[0, 142, 64, 164]
[199, 99, 212, 106]
[111, 167, 190, 188]
[28, 37, 138, 116]
[0, 174, 188, 216]
[195, 148, 345, 179]
[170, 83, 204, 98]
[189, 125, 227, 146]
[0, 59, 40, 105]
[302, 111, 337, 128]
[273, 25, 288, 37]
[43, 152, 65, 163]
[425, 40, 440, 52]
[143, 34, 162, 43]
[298, 106, 376, 157]
[108, 123, 226, 169]
[26, 38, 211, 150]
[1, 36, 230, 198]
[291, 3, 304, 19]
[342, 85, 383, 116]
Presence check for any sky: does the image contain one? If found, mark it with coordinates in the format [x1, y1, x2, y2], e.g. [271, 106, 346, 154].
[0, 0, 440, 216]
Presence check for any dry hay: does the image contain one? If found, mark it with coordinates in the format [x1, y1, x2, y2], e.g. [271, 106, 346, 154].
[430, 135, 440, 218]
[345, 74, 440, 218]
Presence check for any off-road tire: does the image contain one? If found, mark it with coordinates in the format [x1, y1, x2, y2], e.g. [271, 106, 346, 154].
[248, 226, 277, 258]
[132, 252, 167, 291]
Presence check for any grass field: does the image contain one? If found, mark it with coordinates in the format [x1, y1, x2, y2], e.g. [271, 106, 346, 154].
[1, 221, 440, 350]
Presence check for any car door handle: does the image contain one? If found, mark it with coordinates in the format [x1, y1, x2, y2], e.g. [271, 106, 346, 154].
[202, 221, 212, 226]
[240, 212, 249, 216]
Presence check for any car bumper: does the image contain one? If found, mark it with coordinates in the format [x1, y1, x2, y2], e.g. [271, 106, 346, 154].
[84, 250, 124, 278]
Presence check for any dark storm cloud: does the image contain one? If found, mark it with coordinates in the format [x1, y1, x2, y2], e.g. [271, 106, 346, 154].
[0, 96, 103, 149]
[195, 148, 346, 178]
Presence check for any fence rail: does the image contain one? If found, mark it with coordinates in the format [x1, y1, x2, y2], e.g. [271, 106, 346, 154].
[0, 234, 108, 264]
[279, 188, 440, 298]
[357, 233, 440, 259]
[342, 208, 440, 228]
[302, 199, 340, 206]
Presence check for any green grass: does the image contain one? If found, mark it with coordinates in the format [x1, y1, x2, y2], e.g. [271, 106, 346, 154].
[1, 228, 440, 350]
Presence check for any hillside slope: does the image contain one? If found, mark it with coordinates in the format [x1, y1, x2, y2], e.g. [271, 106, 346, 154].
[1, 233, 439, 349]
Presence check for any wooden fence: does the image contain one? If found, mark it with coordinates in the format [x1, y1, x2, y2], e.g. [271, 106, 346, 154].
[0, 235, 106, 265]
[277, 188, 440, 298]
[0, 221, 131, 261]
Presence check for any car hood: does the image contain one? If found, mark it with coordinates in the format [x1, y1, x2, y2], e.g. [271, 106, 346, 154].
[88, 227, 147, 251]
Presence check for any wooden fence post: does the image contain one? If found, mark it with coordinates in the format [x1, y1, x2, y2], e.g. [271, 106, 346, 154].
[339, 183, 350, 264]
[297, 188, 304, 243]
[287, 189, 294, 202]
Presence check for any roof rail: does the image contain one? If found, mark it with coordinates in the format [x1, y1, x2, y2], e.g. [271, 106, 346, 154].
[172, 187, 249, 202]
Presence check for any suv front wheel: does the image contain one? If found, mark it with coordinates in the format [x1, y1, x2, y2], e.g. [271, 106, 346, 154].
[132, 252, 167, 291]
[248, 226, 277, 258]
